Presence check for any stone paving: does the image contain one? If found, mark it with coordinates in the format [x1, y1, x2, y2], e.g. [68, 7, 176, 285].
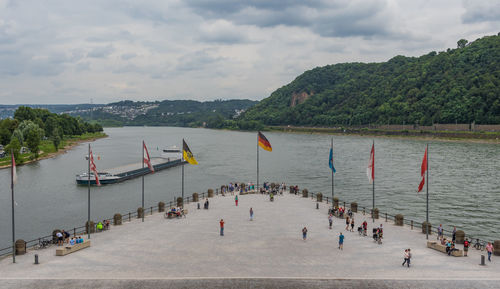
[0, 192, 498, 288]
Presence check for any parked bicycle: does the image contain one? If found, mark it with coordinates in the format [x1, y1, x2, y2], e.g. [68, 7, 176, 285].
[473, 238, 485, 251]
[34, 239, 52, 250]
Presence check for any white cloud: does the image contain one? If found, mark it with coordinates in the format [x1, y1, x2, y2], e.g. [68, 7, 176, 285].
[0, 0, 497, 104]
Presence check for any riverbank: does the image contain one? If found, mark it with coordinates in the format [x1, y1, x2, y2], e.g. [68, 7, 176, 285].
[1, 192, 498, 288]
[0, 132, 107, 169]
[269, 126, 500, 144]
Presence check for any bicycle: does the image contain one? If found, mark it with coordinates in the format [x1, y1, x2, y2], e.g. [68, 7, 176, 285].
[34, 239, 52, 250]
[473, 239, 485, 251]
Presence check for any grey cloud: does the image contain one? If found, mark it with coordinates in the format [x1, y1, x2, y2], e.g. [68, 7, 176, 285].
[186, 0, 394, 38]
[121, 53, 137, 60]
[87, 45, 114, 58]
[462, 0, 500, 23]
[176, 50, 223, 72]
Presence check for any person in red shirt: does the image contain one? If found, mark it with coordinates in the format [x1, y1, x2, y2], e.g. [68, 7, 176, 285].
[220, 219, 225, 236]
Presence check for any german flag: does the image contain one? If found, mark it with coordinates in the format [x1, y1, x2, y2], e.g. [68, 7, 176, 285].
[183, 139, 198, 165]
[258, 131, 272, 152]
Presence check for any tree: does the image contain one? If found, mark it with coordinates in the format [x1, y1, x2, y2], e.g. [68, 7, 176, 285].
[457, 39, 468, 49]
[5, 137, 21, 163]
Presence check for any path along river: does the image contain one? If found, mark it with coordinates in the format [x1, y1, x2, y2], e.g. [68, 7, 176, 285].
[0, 127, 499, 249]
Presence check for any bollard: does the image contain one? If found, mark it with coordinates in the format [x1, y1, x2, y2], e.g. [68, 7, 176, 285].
[34, 254, 39, 265]
[128, 212, 131, 222]
[316, 203, 319, 209]
[363, 207, 365, 215]
[385, 213, 387, 222]
[151, 206, 153, 215]
[480, 255, 485, 266]
[411, 220, 413, 230]
[326, 197, 329, 204]
[198, 203, 200, 209]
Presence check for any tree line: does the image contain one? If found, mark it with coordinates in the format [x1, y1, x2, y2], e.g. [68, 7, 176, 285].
[0, 106, 103, 160]
[238, 34, 500, 127]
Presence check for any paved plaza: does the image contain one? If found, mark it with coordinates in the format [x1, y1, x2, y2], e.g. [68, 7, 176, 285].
[0, 193, 498, 288]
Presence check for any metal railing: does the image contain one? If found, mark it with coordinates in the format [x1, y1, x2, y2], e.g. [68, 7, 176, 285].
[0, 190, 212, 257]
[1, 184, 493, 257]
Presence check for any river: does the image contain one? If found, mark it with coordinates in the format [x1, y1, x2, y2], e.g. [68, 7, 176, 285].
[1, 127, 499, 250]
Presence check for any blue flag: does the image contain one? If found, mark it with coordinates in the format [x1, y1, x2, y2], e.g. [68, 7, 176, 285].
[329, 148, 336, 173]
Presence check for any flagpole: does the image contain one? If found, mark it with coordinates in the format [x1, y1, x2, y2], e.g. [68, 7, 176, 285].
[142, 141, 145, 222]
[182, 140, 184, 210]
[11, 149, 15, 263]
[426, 143, 429, 240]
[87, 144, 91, 240]
[257, 133, 259, 192]
[372, 140, 375, 223]
[331, 138, 334, 208]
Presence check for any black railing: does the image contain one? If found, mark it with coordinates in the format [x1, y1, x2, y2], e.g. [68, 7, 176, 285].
[1, 184, 493, 257]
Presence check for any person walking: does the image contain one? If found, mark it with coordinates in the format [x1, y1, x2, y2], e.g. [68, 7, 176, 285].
[407, 249, 412, 267]
[249, 207, 254, 221]
[235, 195, 238, 206]
[338, 232, 344, 250]
[345, 217, 350, 231]
[463, 238, 470, 256]
[350, 219, 355, 232]
[402, 249, 409, 266]
[486, 242, 494, 262]
[328, 214, 333, 229]
[220, 219, 225, 236]
[302, 227, 308, 241]
[437, 224, 443, 240]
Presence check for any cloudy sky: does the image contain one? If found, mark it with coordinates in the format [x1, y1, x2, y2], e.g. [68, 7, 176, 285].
[0, 0, 498, 104]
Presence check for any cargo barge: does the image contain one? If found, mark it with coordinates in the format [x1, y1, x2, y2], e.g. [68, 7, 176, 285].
[76, 148, 184, 185]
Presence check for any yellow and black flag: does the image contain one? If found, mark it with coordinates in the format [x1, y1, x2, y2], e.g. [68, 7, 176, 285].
[183, 139, 198, 165]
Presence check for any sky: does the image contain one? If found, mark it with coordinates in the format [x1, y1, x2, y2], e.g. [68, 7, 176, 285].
[0, 0, 498, 104]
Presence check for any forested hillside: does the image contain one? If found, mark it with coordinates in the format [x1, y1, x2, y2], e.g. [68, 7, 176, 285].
[240, 34, 500, 126]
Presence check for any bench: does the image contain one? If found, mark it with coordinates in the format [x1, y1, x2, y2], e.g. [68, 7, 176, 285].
[56, 240, 91, 256]
[427, 241, 463, 257]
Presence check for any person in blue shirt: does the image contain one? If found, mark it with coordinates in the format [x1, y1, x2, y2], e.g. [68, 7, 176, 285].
[70, 238, 75, 246]
[339, 232, 345, 250]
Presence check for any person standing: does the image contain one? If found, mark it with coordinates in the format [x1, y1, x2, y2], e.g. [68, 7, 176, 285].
[249, 208, 254, 221]
[56, 231, 64, 246]
[302, 227, 308, 241]
[235, 195, 238, 206]
[486, 242, 494, 262]
[345, 217, 350, 231]
[437, 224, 443, 240]
[328, 214, 333, 229]
[350, 219, 355, 232]
[452, 227, 457, 243]
[338, 232, 344, 250]
[220, 219, 225, 236]
[402, 249, 409, 266]
[463, 238, 470, 256]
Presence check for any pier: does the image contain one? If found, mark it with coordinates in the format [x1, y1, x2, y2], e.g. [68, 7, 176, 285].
[1, 191, 498, 288]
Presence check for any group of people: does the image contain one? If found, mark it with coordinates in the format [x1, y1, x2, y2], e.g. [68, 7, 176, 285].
[55, 230, 71, 246]
[55, 229, 85, 246]
[69, 236, 85, 246]
[96, 220, 110, 231]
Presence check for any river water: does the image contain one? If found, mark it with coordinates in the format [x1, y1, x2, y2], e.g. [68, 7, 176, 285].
[1, 127, 499, 249]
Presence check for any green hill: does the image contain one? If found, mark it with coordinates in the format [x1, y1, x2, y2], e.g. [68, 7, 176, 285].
[240, 34, 500, 126]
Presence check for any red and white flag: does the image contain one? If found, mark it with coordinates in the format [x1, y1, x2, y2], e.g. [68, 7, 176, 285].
[143, 141, 154, 173]
[11, 151, 17, 185]
[417, 147, 428, 192]
[89, 148, 100, 186]
[367, 144, 374, 183]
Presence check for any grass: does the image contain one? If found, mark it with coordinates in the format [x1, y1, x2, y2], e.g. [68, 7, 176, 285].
[0, 132, 107, 167]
